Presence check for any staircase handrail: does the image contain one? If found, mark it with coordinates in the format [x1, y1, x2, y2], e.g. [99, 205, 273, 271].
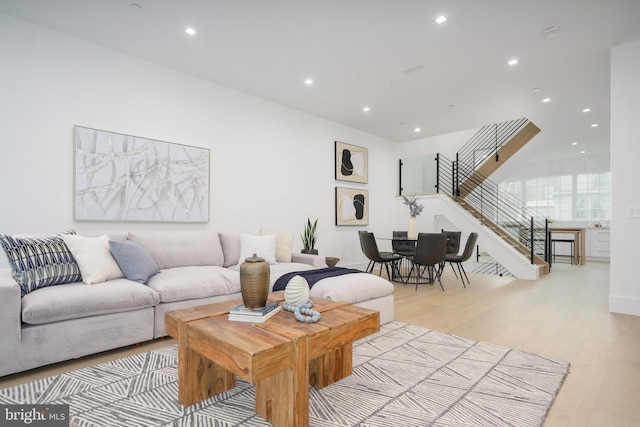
[457, 118, 530, 170]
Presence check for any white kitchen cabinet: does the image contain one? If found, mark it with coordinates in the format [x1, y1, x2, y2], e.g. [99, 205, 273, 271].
[587, 229, 610, 260]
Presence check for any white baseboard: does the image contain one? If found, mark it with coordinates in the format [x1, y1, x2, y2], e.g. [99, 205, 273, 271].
[609, 295, 640, 316]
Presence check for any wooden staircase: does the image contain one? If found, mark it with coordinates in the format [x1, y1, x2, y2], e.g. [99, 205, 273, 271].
[432, 118, 549, 275]
[459, 121, 541, 195]
[454, 119, 549, 274]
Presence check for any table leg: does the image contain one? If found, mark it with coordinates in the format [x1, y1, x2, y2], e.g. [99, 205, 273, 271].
[309, 343, 353, 388]
[255, 337, 309, 427]
[177, 323, 235, 406]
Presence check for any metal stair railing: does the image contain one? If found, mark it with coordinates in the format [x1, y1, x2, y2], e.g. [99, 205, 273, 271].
[457, 117, 530, 170]
[434, 153, 549, 265]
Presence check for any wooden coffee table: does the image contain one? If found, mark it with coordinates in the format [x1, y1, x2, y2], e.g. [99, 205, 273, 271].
[164, 291, 380, 427]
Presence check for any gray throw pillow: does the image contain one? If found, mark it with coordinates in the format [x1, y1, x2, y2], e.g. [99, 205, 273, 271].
[109, 240, 159, 284]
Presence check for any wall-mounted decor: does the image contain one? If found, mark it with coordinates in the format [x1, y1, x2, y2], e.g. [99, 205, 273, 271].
[74, 126, 210, 222]
[335, 141, 368, 183]
[335, 187, 369, 226]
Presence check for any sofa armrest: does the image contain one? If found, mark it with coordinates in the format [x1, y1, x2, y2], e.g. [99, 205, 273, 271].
[0, 269, 22, 363]
[291, 253, 326, 268]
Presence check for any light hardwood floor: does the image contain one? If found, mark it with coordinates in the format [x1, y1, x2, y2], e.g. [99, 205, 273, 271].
[1, 261, 638, 426]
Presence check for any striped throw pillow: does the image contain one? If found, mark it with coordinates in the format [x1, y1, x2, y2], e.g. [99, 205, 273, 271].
[0, 231, 82, 295]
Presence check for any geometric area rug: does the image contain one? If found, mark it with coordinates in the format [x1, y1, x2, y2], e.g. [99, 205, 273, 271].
[0, 321, 570, 427]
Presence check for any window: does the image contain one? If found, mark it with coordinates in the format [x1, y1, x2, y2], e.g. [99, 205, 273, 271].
[576, 172, 610, 221]
[500, 172, 610, 222]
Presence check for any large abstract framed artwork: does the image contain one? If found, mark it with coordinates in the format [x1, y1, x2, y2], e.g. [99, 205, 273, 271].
[335, 141, 368, 183]
[335, 187, 369, 226]
[74, 126, 210, 222]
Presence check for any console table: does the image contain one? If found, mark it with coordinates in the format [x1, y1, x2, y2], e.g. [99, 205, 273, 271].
[165, 292, 380, 427]
[549, 227, 586, 265]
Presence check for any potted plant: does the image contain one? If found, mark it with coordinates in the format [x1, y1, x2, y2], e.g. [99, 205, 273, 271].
[402, 195, 424, 239]
[301, 218, 318, 254]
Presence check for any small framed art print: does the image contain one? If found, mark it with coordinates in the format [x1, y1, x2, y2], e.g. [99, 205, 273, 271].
[335, 187, 369, 226]
[335, 141, 368, 183]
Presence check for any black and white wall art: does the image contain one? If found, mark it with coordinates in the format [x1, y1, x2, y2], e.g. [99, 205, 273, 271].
[74, 126, 210, 222]
[335, 187, 369, 226]
[335, 141, 368, 183]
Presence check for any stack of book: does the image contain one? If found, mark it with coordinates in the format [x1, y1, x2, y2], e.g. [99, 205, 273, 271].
[228, 301, 281, 323]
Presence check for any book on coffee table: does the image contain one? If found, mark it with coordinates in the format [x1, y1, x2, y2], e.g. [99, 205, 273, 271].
[228, 301, 281, 323]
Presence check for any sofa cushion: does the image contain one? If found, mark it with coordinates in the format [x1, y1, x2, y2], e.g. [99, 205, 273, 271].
[61, 234, 124, 284]
[146, 266, 240, 303]
[21, 278, 160, 324]
[219, 232, 241, 267]
[128, 231, 224, 269]
[109, 240, 159, 284]
[0, 231, 82, 295]
[239, 233, 277, 265]
[259, 229, 294, 262]
[309, 272, 394, 304]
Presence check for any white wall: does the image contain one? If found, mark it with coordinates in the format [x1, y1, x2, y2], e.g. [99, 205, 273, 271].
[610, 39, 640, 316]
[0, 14, 399, 269]
[399, 128, 480, 160]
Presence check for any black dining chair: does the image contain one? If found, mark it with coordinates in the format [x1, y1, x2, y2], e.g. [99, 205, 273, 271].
[442, 229, 462, 255]
[442, 229, 462, 278]
[358, 231, 403, 280]
[445, 232, 478, 287]
[391, 230, 416, 282]
[407, 233, 447, 291]
[391, 231, 416, 256]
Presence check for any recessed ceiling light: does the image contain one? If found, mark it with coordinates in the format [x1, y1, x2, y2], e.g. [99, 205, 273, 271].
[591, 123, 598, 127]
[304, 78, 313, 85]
[414, 127, 421, 133]
[508, 59, 519, 66]
[362, 106, 370, 112]
[580, 150, 586, 154]
[582, 108, 591, 113]
[185, 27, 197, 36]
[542, 98, 551, 103]
[435, 16, 447, 24]
[571, 142, 578, 146]
[532, 88, 540, 92]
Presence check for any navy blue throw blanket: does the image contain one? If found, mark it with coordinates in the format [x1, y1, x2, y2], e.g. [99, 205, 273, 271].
[273, 267, 362, 291]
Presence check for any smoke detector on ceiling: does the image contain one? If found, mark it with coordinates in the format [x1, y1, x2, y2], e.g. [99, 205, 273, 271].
[541, 26, 560, 38]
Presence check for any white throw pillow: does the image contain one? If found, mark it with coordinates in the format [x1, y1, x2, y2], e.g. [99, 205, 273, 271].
[239, 233, 278, 265]
[61, 234, 124, 284]
[259, 229, 293, 262]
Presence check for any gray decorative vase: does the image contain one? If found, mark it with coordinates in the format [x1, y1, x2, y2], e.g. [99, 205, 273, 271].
[240, 253, 270, 308]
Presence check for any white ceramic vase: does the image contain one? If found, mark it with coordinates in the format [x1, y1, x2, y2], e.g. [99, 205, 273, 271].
[408, 217, 417, 239]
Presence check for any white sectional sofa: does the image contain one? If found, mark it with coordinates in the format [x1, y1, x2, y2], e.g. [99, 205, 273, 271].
[0, 230, 394, 377]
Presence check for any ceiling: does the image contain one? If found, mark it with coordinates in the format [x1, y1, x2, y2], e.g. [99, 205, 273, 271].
[2, 0, 640, 163]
